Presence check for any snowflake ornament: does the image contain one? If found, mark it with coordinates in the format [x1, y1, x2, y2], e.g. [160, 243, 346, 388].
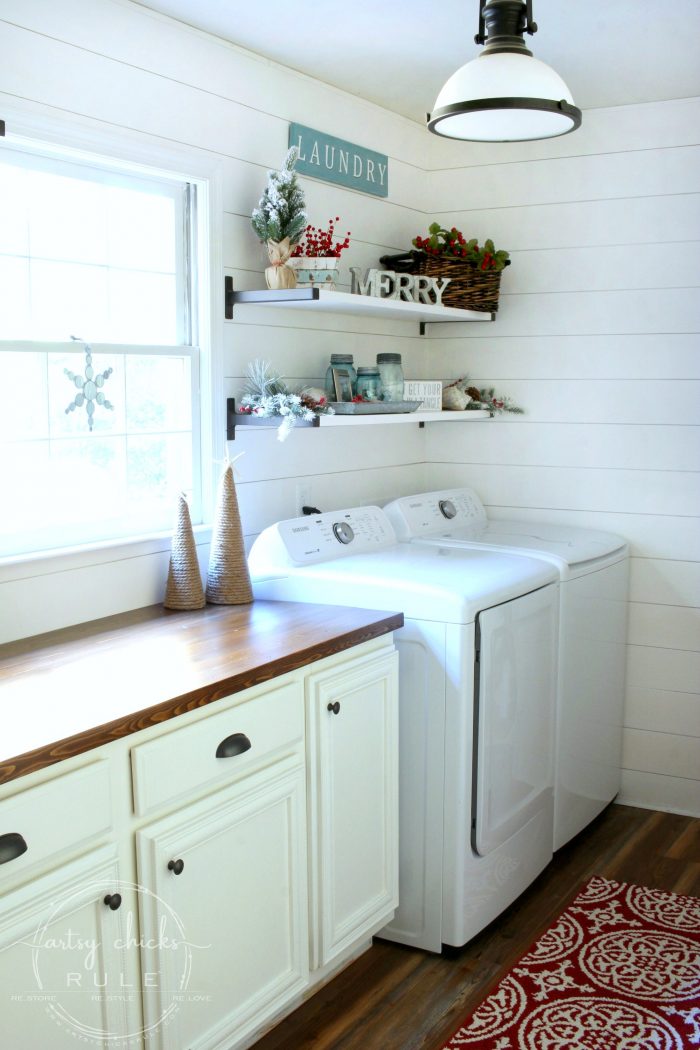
[64, 336, 114, 431]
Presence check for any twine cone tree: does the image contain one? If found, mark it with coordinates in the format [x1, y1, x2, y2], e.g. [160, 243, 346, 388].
[206, 461, 253, 605]
[163, 493, 206, 610]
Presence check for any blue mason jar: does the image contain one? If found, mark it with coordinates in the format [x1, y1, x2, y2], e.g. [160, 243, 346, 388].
[325, 354, 357, 401]
[376, 353, 404, 401]
[356, 366, 383, 402]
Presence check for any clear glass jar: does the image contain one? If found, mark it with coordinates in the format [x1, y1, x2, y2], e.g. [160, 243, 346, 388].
[325, 354, 357, 401]
[376, 352, 404, 401]
[356, 366, 383, 402]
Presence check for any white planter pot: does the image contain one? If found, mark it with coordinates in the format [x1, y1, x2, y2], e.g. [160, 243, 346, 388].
[288, 257, 340, 290]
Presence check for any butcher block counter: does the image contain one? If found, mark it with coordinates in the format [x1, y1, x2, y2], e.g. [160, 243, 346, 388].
[0, 599, 403, 785]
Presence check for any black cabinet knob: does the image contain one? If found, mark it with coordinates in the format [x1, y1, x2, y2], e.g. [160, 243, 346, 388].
[216, 732, 252, 759]
[103, 893, 122, 911]
[168, 858, 185, 875]
[0, 832, 28, 865]
[327, 701, 341, 715]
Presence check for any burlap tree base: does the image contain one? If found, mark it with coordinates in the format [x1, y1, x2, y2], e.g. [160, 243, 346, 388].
[163, 494, 206, 610]
[206, 462, 253, 605]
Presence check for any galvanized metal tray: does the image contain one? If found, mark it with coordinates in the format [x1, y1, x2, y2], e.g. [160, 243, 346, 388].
[328, 400, 422, 415]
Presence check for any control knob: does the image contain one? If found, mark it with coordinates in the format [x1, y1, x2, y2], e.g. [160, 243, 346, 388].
[332, 522, 354, 545]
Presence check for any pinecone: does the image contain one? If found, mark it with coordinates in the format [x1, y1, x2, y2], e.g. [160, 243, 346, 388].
[466, 386, 481, 402]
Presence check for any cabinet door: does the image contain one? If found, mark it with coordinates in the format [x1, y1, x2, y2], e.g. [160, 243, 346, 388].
[136, 758, 308, 1050]
[307, 649, 399, 969]
[0, 845, 142, 1049]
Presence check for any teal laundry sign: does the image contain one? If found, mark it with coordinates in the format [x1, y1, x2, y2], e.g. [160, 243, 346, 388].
[289, 123, 389, 198]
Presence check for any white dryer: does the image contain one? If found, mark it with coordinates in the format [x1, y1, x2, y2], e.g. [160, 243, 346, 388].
[249, 506, 559, 951]
[383, 489, 629, 851]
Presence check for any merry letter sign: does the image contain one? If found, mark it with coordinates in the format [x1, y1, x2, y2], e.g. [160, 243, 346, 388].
[350, 267, 451, 305]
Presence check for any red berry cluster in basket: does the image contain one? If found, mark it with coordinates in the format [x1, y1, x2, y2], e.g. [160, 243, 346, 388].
[412, 223, 510, 271]
[291, 217, 351, 258]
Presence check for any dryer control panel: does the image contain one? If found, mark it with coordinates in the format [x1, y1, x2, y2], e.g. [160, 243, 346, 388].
[384, 489, 487, 540]
[251, 506, 397, 568]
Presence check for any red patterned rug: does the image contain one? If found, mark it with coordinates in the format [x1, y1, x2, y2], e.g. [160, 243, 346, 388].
[438, 876, 700, 1049]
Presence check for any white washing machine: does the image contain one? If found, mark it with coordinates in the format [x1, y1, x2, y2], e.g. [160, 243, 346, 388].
[249, 506, 559, 952]
[383, 489, 629, 851]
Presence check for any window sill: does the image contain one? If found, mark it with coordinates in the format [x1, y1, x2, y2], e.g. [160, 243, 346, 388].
[0, 526, 212, 584]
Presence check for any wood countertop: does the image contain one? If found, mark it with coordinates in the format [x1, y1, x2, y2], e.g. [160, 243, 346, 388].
[0, 601, 403, 786]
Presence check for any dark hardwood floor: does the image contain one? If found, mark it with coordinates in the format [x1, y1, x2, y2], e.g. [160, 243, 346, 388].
[252, 804, 700, 1050]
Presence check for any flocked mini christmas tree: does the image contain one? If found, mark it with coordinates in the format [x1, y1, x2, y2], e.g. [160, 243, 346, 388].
[251, 146, 307, 289]
[206, 461, 253, 605]
[163, 494, 206, 610]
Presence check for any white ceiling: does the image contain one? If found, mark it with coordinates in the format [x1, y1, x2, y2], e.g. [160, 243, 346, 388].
[133, 0, 700, 123]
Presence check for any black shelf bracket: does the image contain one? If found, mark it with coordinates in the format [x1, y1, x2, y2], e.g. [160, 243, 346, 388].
[226, 397, 237, 439]
[225, 276, 235, 319]
[420, 311, 495, 335]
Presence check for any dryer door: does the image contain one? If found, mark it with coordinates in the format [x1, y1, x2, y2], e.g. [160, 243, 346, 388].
[472, 584, 558, 857]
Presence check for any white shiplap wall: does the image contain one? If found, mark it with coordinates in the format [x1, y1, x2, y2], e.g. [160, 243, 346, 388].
[423, 99, 700, 816]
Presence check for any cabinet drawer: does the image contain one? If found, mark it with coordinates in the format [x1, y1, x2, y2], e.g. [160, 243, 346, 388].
[0, 761, 112, 883]
[131, 679, 304, 817]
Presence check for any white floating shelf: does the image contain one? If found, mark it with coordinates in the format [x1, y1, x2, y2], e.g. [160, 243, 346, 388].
[227, 408, 491, 438]
[226, 284, 493, 328]
[318, 409, 491, 426]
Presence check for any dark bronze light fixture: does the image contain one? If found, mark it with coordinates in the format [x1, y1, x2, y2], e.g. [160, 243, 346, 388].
[428, 0, 582, 141]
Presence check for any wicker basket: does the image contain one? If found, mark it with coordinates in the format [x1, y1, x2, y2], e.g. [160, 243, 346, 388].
[379, 250, 509, 313]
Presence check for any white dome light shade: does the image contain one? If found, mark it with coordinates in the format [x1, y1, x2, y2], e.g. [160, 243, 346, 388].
[430, 52, 581, 141]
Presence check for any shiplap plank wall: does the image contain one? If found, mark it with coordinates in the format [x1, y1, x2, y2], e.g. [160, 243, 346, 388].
[424, 100, 700, 816]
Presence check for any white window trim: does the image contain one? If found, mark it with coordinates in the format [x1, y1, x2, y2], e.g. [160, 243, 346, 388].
[0, 103, 225, 582]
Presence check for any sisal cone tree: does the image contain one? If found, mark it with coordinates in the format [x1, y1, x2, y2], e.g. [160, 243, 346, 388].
[206, 462, 253, 605]
[163, 494, 206, 610]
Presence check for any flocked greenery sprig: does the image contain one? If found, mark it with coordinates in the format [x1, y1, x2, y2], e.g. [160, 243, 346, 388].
[449, 376, 524, 416]
[412, 223, 510, 272]
[238, 359, 333, 441]
[290, 217, 352, 258]
[251, 147, 307, 246]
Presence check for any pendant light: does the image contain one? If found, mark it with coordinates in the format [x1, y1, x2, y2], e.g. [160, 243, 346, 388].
[428, 0, 581, 142]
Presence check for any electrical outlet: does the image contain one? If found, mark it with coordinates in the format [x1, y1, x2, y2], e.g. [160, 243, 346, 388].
[295, 481, 312, 517]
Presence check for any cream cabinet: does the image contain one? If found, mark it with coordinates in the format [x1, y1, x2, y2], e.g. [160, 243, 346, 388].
[137, 759, 308, 1050]
[0, 845, 141, 1049]
[306, 649, 399, 970]
[0, 637, 398, 1050]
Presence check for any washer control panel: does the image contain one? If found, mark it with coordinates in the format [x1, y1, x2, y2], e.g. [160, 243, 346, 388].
[273, 506, 396, 564]
[384, 489, 487, 540]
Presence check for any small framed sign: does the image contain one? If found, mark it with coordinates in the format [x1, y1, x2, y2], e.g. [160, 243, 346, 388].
[404, 380, 443, 412]
[332, 368, 354, 402]
[289, 123, 388, 198]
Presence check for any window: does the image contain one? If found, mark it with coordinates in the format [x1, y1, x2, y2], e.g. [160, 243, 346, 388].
[0, 139, 203, 558]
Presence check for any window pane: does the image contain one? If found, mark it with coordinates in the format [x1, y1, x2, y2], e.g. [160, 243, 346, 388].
[30, 260, 109, 342]
[108, 186, 177, 272]
[0, 350, 48, 440]
[29, 170, 108, 265]
[0, 257, 31, 339]
[127, 433, 193, 519]
[108, 270, 177, 345]
[0, 165, 29, 254]
[125, 355, 191, 432]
